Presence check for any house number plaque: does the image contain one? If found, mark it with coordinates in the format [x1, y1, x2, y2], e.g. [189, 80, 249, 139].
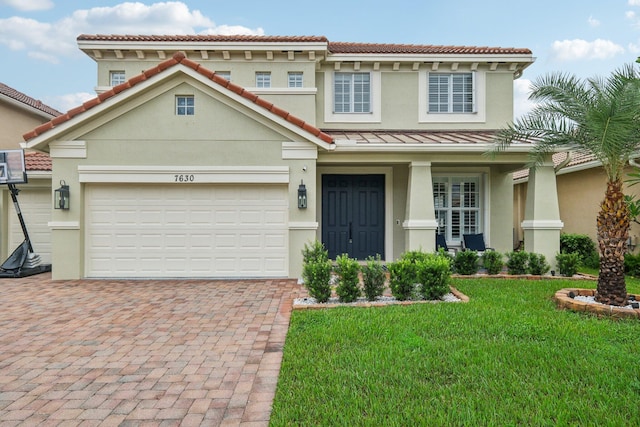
[174, 174, 195, 182]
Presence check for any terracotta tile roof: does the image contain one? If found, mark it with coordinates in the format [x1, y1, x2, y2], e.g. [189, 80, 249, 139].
[328, 42, 532, 55]
[325, 130, 500, 144]
[0, 83, 63, 117]
[23, 52, 333, 145]
[25, 151, 52, 171]
[512, 151, 598, 180]
[77, 34, 328, 43]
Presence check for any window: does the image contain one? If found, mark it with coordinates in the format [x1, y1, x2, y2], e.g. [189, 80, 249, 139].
[176, 95, 194, 115]
[334, 72, 371, 113]
[433, 176, 481, 243]
[288, 72, 303, 88]
[428, 73, 474, 113]
[256, 72, 271, 88]
[110, 71, 125, 86]
[216, 71, 231, 81]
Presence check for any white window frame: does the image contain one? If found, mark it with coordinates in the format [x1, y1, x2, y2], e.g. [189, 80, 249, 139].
[256, 72, 271, 88]
[288, 72, 303, 88]
[433, 174, 485, 245]
[110, 71, 125, 86]
[175, 95, 195, 116]
[323, 71, 381, 123]
[419, 71, 485, 123]
[428, 72, 475, 113]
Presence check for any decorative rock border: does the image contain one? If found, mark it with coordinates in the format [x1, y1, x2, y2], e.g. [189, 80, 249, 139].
[554, 288, 640, 319]
[293, 286, 469, 310]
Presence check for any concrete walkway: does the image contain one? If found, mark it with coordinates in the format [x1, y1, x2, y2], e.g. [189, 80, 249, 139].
[0, 273, 301, 426]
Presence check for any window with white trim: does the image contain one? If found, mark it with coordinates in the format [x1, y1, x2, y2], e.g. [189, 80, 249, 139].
[256, 72, 271, 88]
[428, 73, 474, 113]
[288, 72, 303, 88]
[175, 95, 194, 116]
[434, 176, 481, 243]
[334, 72, 371, 113]
[110, 71, 125, 86]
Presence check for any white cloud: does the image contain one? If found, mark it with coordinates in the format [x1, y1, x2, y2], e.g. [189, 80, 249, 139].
[46, 92, 95, 112]
[629, 0, 640, 6]
[587, 16, 600, 27]
[0, 0, 53, 11]
[513, 78, 536, 120]
[550, 39, 625, 61]
[0, 1, 264, 61]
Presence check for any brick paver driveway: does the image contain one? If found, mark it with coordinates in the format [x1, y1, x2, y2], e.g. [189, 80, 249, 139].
[0, 273, 301, 426]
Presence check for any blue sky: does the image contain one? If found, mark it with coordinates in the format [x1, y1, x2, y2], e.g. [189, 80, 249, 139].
[1, 0, 639, 118]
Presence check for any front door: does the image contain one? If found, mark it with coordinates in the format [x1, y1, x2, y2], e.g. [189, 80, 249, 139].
[322, 174, 385, 260]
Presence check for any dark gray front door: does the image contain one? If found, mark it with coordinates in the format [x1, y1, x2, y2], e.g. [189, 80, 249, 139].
[322, 174, 385, 260]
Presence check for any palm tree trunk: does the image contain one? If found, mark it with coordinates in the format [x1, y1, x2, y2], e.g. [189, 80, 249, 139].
[596, 178, 629, 306]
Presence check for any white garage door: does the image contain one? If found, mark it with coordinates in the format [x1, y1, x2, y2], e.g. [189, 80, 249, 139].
[8, 188, 52, 264]
[85, 184, 288, 278]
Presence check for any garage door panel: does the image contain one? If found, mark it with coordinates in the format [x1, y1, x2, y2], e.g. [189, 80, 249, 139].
[8, 188, 52, 264]
[85, 184, 288, 278]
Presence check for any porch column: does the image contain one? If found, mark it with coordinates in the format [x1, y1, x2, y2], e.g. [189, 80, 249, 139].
[403, 161, 437, 253]
[521, 161, 564, 270]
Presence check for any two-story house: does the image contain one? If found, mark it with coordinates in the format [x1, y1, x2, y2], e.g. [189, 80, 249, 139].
[21, 34, 562, 280]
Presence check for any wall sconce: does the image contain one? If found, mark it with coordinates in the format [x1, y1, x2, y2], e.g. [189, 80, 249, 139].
[297, 180, 307, 209]
[54, 180, 70, 210]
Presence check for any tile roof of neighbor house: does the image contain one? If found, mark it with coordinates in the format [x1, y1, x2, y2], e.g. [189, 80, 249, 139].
[23, 52, 334, 144]
[512, 151, 599, 180]
[25, 151, 52, 171]
[0, 83, 63, 117]
[76, 34, 532, 55]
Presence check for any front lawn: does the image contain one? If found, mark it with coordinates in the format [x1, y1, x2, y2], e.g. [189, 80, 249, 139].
[270, 278, 640, 426]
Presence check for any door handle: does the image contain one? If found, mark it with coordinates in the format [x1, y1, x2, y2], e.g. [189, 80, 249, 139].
[349, 221, 353, 242]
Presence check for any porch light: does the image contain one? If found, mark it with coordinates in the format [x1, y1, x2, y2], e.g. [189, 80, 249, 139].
[298, 180, 307, 209]
[54, 180, 70, 210]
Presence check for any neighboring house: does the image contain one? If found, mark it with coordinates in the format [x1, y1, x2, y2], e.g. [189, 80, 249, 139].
[22, 34, 560, 280]
[0, 83, 60, 264]
[514, 152, 640, 252]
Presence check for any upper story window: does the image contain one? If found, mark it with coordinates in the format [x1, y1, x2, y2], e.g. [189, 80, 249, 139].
[216, 71, 231, 81]
[110, 71, 125, 86]
[176, 95, 194, 116]
[256, 72, 271, 88]
[428, 73, 474, 113]
[334, 72, 371, 113]
[288, 72, 303, 88]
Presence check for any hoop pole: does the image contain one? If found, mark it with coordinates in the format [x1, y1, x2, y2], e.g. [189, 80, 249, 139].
[7, 183, 33, 253]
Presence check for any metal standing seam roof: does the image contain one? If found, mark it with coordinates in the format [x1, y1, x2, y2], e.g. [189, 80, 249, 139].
[324, 130, 500, 144]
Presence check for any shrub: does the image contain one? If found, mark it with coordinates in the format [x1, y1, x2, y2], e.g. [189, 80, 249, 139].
[560, 233, 598, 266]
[453, 250, 479, 275]
[528, 252, 550, 275]
[387, 257, 417, 301]
[506, 251, 529, 275]
[482, 251, 503, 275]
[624, 253, 640, 277]
[556, 252, 580, 277]
[416, 256, 451, 300]
[335, 254, 361, 303]
[361, 255, 386, 301]
[301, 241, 332, 303]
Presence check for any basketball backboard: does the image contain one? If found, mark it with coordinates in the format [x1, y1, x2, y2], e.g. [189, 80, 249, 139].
[0, 149, 26, 184]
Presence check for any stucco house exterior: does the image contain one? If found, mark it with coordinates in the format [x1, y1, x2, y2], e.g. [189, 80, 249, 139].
[514, 152, 640, 252]
[0, 83, 60, 265]
[21, 34, 562, 280]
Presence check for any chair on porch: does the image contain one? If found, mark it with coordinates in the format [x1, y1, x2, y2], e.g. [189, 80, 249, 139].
[462, 233, 494, 254]
[436, 233, 457, 256]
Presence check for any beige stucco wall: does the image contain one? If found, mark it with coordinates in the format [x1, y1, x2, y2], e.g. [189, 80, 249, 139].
[0, 101, 51, 150]
[514, 165, 640, 254]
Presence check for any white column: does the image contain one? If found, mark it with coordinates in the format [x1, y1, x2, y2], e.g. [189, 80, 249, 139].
[521, 162, 564, 269]
[403, 161, 438, 252]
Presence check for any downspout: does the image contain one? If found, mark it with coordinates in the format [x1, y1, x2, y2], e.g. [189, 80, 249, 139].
[554, 151, 572, 174]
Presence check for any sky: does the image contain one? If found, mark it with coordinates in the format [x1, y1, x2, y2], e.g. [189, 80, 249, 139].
[0, 0, 639, 119]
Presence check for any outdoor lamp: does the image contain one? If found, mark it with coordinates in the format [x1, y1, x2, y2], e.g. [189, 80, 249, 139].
[298, 180, 307, 209]
[54, 180, 70, 210]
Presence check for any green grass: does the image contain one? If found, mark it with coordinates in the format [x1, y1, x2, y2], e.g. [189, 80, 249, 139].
[270, 278, 640, 426]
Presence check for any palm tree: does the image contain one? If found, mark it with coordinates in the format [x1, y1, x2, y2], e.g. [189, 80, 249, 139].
[493, 64, 640, 306]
